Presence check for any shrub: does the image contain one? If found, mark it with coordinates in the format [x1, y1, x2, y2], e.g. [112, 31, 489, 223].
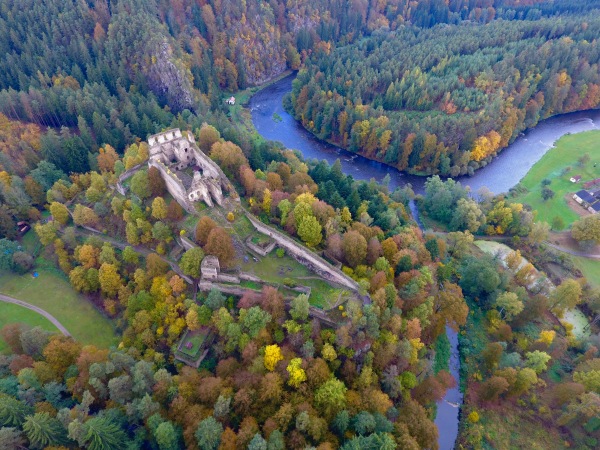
[283, 278, 296, 288]
[276, 248, 285, 258]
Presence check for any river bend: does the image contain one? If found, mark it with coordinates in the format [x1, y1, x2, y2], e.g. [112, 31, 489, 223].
[250, 74, 600, 195]
[249, 73, 600, 449]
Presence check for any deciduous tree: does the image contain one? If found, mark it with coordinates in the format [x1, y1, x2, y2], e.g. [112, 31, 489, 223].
[130, 170, 151, 200]
[148, 166, 167, 197]
[550, 279, 582, 313]
[196, 416, 223, 450]
[195, 216, 217, 246]
[205, 227, 235, 268]
[264, 344, 284, 371]
[342, 230, 367, 268]
[571, 215, 600, 248]
[179, 247, 205, 278]
[298, 215, 322, 247]
[495, 292, 523, 320]
[151, 197, 168, 220]
[98, 263, 123, 298]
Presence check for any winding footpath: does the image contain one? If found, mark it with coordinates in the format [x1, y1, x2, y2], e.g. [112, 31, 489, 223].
[0, 293, 71, 337]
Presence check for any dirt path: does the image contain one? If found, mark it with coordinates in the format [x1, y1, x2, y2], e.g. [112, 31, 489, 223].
[0, 293, 71, 337]
[71, 228, 195, 284]
[547, 231, 600, 259]
[546, 243, 600, 259]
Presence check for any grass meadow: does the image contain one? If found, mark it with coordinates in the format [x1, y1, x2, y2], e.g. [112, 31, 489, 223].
[0, 268, 118, 349]
[511, 130, 600, 228]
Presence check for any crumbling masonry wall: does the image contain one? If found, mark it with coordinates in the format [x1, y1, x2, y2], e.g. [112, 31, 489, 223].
[246, 214, 360, 292]
[147, 128, 235, 212]
[148, 159, 194, 213]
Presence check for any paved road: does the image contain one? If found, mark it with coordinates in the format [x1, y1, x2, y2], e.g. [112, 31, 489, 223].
[547, 243, 600, 259]
[0, 293, 71, 337]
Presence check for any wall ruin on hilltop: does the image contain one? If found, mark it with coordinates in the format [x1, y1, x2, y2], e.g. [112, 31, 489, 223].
[148, 128, 232, 212]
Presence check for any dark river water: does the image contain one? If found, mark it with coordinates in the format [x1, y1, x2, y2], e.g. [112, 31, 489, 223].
[250, 74, 600, 195]
[249, 73, 600, 449]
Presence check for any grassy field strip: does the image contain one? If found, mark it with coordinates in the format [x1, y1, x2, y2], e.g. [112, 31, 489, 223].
[0, 269, 118, 348]
[572, 255, 600, 289]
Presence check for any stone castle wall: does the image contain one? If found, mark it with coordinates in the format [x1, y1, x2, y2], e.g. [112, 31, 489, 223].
[148, 128, 236, 210]
[148, 159, 195, 213]
[246, 214, 359, 292]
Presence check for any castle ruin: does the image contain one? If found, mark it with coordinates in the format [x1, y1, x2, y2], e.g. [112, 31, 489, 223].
[148, 128, 231, 212]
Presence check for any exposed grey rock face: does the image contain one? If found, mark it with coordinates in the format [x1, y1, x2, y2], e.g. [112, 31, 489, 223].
[239, 25, 287, 85]
[146, 41, 194, 112]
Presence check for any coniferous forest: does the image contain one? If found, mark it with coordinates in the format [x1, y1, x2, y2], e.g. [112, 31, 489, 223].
[289, 2, 600, 175]
[0, 1, 599, 449]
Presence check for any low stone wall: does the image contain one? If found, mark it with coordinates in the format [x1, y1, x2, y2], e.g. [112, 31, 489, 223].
[239, 272, 262, 283]
[199, 281, 259, 297]
[245, 237, 277, 256]
[322, 251, 343, 269]
[290, 285, 311, 295]
[115, 163, 144, 196]
[179, 236, 197, 251]
[217, 273, 240, 284]
[245, 214, 359, 292]
[191, 147, 237, 197]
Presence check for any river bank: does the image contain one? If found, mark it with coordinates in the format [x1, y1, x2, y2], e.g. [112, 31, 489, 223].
[250, 74, 600, 196]
[247, 72, 600, 450]
[509, 129, 600, 228]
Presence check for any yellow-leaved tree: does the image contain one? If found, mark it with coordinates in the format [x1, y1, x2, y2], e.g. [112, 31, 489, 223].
[264, 344, 283, 371]
[286, 358, 306, 387]
[470, 130, 501, 161]
[409, 338, 424, 364]
[322, 343, 337, 362]
[538, 330, 556, 346]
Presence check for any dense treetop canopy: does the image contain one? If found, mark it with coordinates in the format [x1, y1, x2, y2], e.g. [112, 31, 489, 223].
[290, 5, 600, 175]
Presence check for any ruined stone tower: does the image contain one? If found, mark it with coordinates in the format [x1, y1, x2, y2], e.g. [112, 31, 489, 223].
[147, 129, 229, 212]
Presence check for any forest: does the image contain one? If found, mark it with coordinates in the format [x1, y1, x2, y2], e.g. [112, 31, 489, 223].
[0, 120, 598, 448]
[0, 0, 599, 448]
[0, 123, 470, 448]
[0, 0, 575, 173]
[289, 2, 600, 175]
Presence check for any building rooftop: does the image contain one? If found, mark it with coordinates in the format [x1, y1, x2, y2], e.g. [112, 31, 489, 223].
[575, 189, 596, 204]
[583, 178, 600, 189]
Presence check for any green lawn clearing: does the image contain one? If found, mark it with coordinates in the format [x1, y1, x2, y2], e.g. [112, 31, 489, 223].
[240, 252, 313, 282]
[178, 331, 208, 358]
[511, 130, 600, 228]
[571, 256, 600, 289]
[240, 252, 348, 308]
[0, 302, 59, 353]
[0, 269, 118, 348]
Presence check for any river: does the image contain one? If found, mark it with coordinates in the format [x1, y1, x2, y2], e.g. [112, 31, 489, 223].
[250, 74, 600, 195]
[249, 73, 600, 449]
